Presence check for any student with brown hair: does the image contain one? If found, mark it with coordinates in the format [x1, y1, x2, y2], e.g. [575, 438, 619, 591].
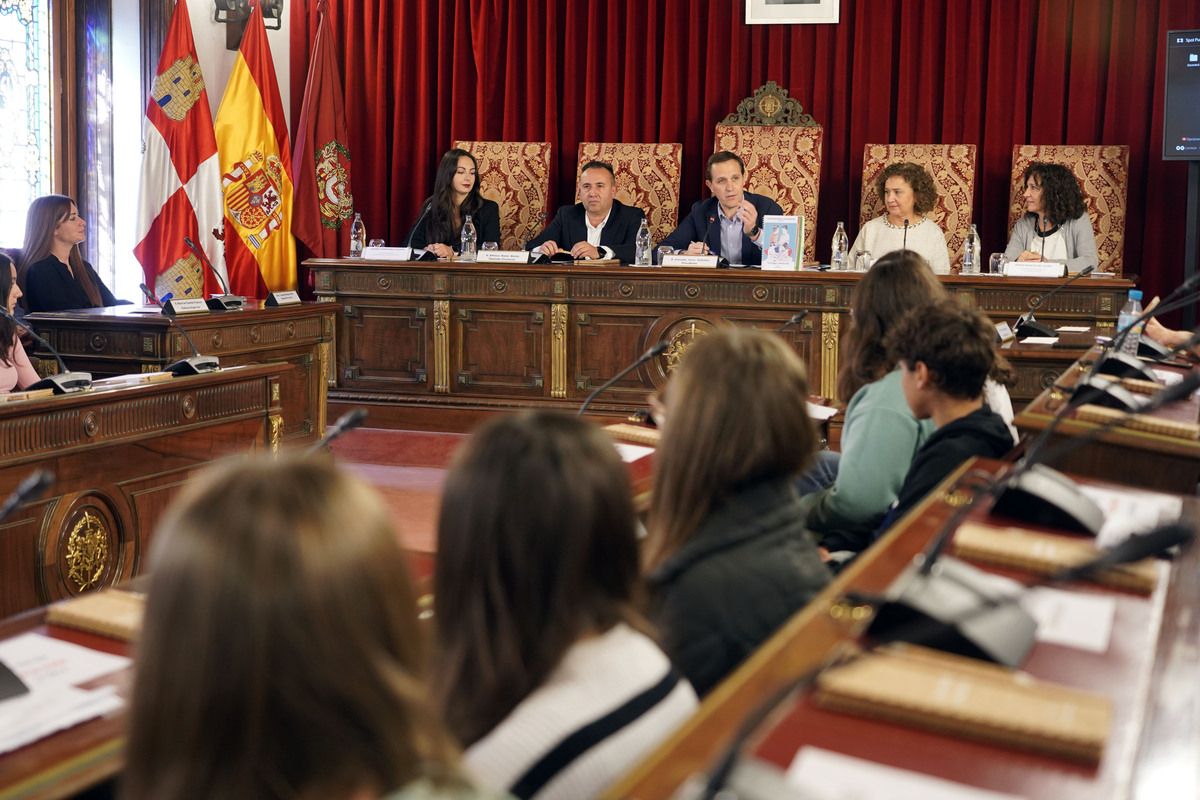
[122, 456, 489, 800]
[18, 195, 122, 311]
[644, 327, 831, 697]
[431, 411, 696, 800]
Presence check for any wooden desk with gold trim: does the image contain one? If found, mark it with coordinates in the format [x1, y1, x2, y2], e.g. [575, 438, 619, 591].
[26, 302, 335, 445]
[0, 364, 287, 620]
[307, 259, 1130, 429]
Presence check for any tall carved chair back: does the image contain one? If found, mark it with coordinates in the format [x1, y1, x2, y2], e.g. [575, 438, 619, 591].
[577, 142, 682, 245]
[859, 144, 977, 272]
[713, 82, 823, 264]
[453, 140, 552, 250]
[1007, 145, 1129, 276]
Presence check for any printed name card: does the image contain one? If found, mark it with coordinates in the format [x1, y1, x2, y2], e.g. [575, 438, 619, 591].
[661, 254, 719, 268]
[994, 322, 1015, 342]
[265, 291, 302, 307]
[1005, 261, 1066, 278]
[476, 250, 532, 264]
[363, 246, 412, 261]
[162, 298, 209, 315]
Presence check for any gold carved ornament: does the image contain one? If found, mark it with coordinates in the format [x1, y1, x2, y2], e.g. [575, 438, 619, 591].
[64, 512, 109, 592]
[665, 322, 708, 372]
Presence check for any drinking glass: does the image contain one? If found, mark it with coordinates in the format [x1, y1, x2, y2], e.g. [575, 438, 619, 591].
[367, 239, 385, 249]
[987, 252, 1008, 275]
[482, 241, 499, 252]
[853, 250, 872, 272]
[656, 246, 672, 266]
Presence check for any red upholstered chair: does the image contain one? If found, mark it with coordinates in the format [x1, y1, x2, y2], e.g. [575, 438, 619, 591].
[1007, 145, 1129, 276]
[576, 142, 683, 246]
[713, 82, 823, 264]
[859, 144, 977, 273]
[453, 140, 552, 251]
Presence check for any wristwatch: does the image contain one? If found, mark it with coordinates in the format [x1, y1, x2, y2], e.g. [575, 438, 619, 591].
[749, 225, 760, 238]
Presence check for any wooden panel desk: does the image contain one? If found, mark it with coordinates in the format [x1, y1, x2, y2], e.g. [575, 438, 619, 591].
[307, 258, 1129, 429]
[25, 303, 335, 445]
[0, 364, 287, 619]
[1015, 347, 1200, 494]
[605, 457, 1200, 799]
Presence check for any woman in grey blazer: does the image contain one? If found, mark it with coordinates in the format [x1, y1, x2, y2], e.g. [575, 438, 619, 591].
[1004, 162, 1099, 274]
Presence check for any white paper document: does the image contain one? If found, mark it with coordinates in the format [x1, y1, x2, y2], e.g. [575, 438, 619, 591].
[1023, 587, 1116, 653]
[1077, 486, 1184, 550]
[807, 401, 839, 421]
[1153, 368, 1183, 385]
[613, 442, 654, 463]
[788, 747, 1027, 800]
[0, 632, 130, 689]
[1056, 326, 1091, 333]
[1017, 336, 1059, 345]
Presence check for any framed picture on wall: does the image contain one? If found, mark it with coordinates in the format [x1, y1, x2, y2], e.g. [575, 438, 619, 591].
[746, 0, 839, 25]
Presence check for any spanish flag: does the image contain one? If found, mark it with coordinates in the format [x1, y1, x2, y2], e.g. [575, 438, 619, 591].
[213, 0, 295, 295]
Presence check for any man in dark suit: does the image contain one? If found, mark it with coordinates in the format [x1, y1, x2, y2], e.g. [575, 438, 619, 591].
[526, 161, 646, 262]
[659, 151, 783, 266]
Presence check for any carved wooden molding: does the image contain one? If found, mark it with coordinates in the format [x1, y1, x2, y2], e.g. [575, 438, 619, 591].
[821, 312, 840, 398]
[551, 303, 568, 399]
[433, 300, 450, 393]
[721, 81, 817, 127]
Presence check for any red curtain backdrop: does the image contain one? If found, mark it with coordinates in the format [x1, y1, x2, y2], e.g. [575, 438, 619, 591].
[290, 0, 1200, 306]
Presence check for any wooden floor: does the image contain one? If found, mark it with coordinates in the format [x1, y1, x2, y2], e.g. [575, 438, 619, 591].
[331, 427, 467, 579]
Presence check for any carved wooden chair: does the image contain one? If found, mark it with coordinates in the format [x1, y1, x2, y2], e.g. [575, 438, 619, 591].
[1007, 145, 1129, 276]
[453, 140, 552, 250]
[577, 142, 682, 245]
[859, 144, 977, 273]
[713, 82, 823, 264]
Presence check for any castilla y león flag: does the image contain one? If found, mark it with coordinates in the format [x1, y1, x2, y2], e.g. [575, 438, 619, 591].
[133, 0, 226, 303]
[292, 0, 353, 261]
[214, 0, 296, 295]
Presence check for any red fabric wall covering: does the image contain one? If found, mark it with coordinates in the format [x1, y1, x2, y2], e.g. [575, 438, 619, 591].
[290, 0, 1200, 308]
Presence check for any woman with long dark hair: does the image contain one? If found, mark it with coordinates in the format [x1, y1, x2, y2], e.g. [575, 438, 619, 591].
[1004, 162, 1098, 273]
[18, 195, 121, 311]
[644, 328, 831, 696]
[123, 456, 492, 800]
[432, 411, 696, 800]
[407, 149, 501, 258]
[0, 253, 37, 392]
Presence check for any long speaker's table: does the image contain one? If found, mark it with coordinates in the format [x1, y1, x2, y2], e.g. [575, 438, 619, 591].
[0, 364, 288, 619]
[25, 302, 335, 445]
[604, 457, 1200, 800]
[306, 258, 1130, 429]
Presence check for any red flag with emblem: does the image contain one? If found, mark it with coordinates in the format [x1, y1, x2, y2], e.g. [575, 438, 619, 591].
[214, 0, 295, 296]
[292, 0, 352, 272]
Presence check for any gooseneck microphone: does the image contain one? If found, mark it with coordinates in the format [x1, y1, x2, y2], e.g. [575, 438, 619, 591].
[305, 407, 369, 456]
[701, 215, 717, 255]
[524, 211, 549, 251]
[404, 200, 433, 248]
[776, 310, 809, 334]
[183, 237, 245, 310]
[140, 284, 219, 375]
[1013, 265, 1095, 338]
[0, 309, 92, 394]
[1038, 215, 1046, 261]
[578, 340, 668, 417]
[902, 218, 909, 250]
[0, 469, 54, 524]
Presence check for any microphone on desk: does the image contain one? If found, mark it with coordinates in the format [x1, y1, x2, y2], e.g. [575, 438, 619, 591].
[305, 407, 368, 456]
[702, 215, 716, 255]
[184, 237, 245, 310]
[1097, 287, 1200, 379]
[404, 200, 433, 249]
[577, 340, 668, 418]
[1013, 265, 1095, 339]
[775, 310, 809, 334]
[139, 284, 220, 375]
[524, 211, 549, 251]
[1038, 216, 1046, 262]
[0, 309, 92, 394]
[0, 469, 54, 524]
[693, 516, 1193, 800]
[902, 218, 908, 250]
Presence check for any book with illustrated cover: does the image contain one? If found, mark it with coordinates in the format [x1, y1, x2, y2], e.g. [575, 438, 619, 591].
[760, 215, 803, 271]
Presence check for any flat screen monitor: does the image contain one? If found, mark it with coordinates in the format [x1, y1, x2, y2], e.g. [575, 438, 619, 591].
[1164, 29, 1200, 161]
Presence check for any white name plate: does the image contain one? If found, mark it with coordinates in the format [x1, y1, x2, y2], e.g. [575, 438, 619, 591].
[266, 291, 302, 307]
[162, 298, 209, 315]
[363, 246, 412, 261]
[476, 250, 532, 264]
[662, 254, 719, 268]
[995, 322, 1015, 343]
[1005, 261, 1066, 278]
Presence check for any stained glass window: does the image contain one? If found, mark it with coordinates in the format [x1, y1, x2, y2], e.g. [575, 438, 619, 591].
[0, 0, 52, 248]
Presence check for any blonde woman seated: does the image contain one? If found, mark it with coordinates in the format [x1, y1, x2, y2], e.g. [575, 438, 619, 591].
[123, 456, 499, 800]
[432, 412, 697, 800]
[644, 328, 832, 697]
[850, 162, 951, 274]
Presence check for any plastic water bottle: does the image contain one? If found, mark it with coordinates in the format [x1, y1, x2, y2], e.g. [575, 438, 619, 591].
[634, 218, 652, 266]
[349, 213, 365, 258]
[1117, 290, 1144, 356]
[962, 223, 980, 274]
[460, 215, 477, 261]
[831, 222, 849, 270]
